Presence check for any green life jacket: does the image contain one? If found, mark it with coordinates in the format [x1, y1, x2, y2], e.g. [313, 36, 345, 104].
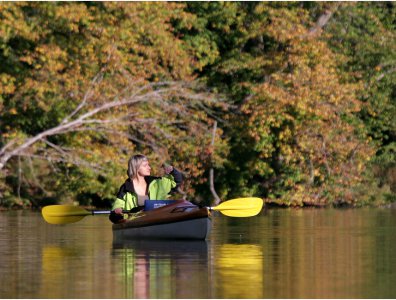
[112, 174, 177, 211]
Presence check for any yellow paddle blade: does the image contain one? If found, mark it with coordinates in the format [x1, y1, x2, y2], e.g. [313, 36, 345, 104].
[42, 205, 91, 225]
[211, 197, 263, 217]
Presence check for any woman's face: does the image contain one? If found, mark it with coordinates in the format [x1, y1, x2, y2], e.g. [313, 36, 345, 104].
[137, 160, 151, 177]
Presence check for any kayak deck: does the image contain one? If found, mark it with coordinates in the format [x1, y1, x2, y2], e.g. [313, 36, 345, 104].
[112, 200, 211, 240]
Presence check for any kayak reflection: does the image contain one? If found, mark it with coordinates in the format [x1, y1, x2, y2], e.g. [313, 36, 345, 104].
[112, 240, 211, 298]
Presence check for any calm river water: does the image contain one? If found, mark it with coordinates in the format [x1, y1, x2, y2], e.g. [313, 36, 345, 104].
[1, 207, 396, 298]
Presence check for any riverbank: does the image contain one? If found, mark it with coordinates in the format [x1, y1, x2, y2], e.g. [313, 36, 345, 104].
[2, 198, 396, 211]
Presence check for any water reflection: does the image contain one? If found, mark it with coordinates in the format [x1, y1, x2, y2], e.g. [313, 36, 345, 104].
[1, 208, 395, 298]
[214, 243, 263, 299]
[40, 246, 81, 298]
[262, 208, 396, 298]
[111, 240, 210, 298]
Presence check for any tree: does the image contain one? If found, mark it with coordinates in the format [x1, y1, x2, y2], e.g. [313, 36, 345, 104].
[0, 2, 227, 207]
[323, 2, 396, 202]
[181, 2, 376, 206]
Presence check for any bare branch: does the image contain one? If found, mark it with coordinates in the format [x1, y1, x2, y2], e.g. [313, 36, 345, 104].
[209, 121, 221, 205]
[61, 72, 104, 125]
[376, 66, 396, 81]
[309, 10, 333, 35]
[19, 152, 105, 173]
[307, 4, 341, 37]
[27, 155, 49, 194]
[0, 79, 221, 172]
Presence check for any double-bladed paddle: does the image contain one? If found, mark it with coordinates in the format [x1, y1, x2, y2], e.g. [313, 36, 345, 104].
[41, 197, 263, 225]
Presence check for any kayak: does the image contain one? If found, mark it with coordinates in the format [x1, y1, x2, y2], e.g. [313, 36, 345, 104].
[112, 200, 212, 240]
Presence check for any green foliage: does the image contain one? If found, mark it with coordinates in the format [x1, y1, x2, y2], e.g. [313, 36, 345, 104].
[0, 2, 228, 208]
[182, 2, 390, 206]
[0, 2, 395, 208]
[324, 2, 396, 204]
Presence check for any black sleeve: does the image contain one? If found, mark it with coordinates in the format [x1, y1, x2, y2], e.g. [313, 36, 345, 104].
[170, 167, 183, 190]
[116, 183, 127, 199]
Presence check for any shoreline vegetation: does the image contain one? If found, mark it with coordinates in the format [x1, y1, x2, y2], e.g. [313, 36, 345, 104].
[0, 2, 395, 209]
[2, 199, 396, 212]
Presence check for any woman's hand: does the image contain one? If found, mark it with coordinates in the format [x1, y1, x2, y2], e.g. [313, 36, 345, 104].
[114, 207, 123, 215]
[163, 164, 174, 174]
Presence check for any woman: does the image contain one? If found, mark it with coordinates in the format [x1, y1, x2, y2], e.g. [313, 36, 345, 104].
[109, 154, 183, 223]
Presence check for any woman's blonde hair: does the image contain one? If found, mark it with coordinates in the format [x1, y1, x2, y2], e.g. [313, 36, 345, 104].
[127, 154, 148, 179]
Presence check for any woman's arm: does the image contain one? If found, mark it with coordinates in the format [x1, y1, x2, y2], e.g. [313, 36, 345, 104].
[169, 167, 183, 189]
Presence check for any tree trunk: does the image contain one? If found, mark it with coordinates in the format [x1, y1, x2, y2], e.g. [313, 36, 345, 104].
[209, 121, 221, 205]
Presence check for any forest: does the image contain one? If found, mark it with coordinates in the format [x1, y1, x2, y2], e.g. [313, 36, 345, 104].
[0, 2, 395, 209]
